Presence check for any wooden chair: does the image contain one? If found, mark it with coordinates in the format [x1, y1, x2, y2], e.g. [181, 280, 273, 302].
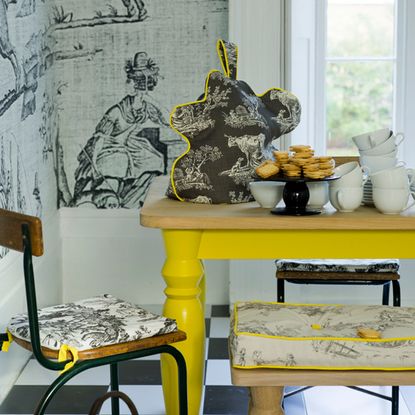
[230, 301, 415, 415]
[273, 155, 401, 412]
[276, 259, 401, 306]
[0, 208, 188, 415]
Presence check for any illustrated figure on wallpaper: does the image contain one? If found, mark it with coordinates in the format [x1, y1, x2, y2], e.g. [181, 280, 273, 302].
[0, 136, 14, 213]
[121, 0, 146, 19]
[0, 135, 37, 257]
[0, 0, 52, 119]
[33, 172, 42, 217]
[17, 0, 35, 17]
[51, 0, 147, 30]
[0, 0, 24, 98]
[73, 51, 171, 208]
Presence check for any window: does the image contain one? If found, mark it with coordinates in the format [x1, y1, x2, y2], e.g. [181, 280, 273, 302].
[290, 0, 403, 156]
[229, 0, 414, 164]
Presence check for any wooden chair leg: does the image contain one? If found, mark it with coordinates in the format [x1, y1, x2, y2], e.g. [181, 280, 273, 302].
[248, 386, 285, 415]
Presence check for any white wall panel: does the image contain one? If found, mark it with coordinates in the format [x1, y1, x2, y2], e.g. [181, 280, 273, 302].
[60, 208, 229, 305]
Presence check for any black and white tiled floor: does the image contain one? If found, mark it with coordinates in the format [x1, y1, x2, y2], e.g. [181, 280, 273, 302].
[1, 305, 414, 414]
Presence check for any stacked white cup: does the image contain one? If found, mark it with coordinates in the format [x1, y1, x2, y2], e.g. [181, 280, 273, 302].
[370, 165, 415, 214]
[329, 161, 368, 212]
[352, 128, 406, 207]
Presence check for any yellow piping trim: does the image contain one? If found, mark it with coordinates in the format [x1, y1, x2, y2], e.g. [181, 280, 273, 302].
[232, 364, 415, 371]
[216, 39, 239, 79]
[234, 331, 415, 343]
[58, 344, 79, 374]
[235, 300, 343, 307]
[1, 330, 13, 352]
[233, 300, 415, 342]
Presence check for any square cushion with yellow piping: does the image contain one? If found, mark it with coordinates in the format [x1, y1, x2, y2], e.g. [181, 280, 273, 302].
[230, 301, 415, 370]
[166, 39, 301, 204]
[8, 294, 177, 351]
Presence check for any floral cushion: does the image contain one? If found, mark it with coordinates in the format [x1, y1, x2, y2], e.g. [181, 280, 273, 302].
[275, 259, 400, 273]
[230, 301, 415, 370]
[8, 294, 178, 351]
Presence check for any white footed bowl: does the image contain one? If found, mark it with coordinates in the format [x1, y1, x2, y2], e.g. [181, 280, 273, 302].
[249, 181, 284, 208]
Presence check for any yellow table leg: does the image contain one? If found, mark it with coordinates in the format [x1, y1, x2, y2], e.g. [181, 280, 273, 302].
[161, 230, 205, 415]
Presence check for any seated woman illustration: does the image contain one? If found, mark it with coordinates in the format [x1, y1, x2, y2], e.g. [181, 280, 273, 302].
[73, 51, 170, 208]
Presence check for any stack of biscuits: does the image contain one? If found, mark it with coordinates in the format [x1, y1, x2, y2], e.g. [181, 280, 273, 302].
[255, 145, 335, 179]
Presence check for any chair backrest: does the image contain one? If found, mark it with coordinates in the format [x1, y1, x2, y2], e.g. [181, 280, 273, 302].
[0, 208, 66, 369]
[0, 208, 43, 257]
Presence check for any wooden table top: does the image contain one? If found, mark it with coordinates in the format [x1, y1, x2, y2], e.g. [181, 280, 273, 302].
[140, 177, 415, 231]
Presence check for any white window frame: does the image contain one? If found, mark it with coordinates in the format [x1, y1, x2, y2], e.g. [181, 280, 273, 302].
[230, 0, 414, 165]
[314, 0, 404, 156]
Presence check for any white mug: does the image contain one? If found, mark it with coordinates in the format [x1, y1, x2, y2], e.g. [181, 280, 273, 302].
[361, 148, 398, 159]
[408, 168, 415, 186]
[331, 162, 369, 188]
[360, 156, 401, 173]
[307, 182, 329, 209]
[372, 187, 415, 214]
[370, 166, 413, 189]
[352, 128, 391, 151]
[329, 186, 363, 212]
[359, 133, 404, 157]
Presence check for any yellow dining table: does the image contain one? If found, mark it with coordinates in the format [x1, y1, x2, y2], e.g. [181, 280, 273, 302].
[140, 176, 415, 415]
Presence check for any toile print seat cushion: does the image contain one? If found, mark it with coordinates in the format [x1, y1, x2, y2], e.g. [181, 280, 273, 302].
[7, 294, 178, 352]
[230, 301, 415, 370]
[275, 259, 400, 274]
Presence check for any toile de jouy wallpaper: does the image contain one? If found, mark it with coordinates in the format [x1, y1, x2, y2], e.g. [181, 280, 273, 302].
[0, 0, 228, 228]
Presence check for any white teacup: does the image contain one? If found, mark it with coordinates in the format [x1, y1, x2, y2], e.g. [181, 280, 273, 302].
[361, 148, 397, 159]
[306, 182, 329, 209]
[359, 133, 404, 156]
[360, 155, 400, 173]
[331, 161, 369, 188]
[352, 128, 391, 151]
[373, 187, 415, 214]
[249, 181, 284, 208]
[329, 186, 363, 212]
[370, 166, 413, 189]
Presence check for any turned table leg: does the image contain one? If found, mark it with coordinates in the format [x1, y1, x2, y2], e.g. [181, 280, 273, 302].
[248, 386, 285, 415]
[161, 230, 205, 415]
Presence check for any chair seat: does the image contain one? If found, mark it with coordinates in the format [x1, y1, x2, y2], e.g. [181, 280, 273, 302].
[275, 259, 400, 274]
[8, 294, 178, 354]
[230, 301, 415, 370]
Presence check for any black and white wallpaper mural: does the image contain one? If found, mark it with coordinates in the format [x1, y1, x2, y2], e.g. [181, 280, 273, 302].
[0, 0, 228, 216]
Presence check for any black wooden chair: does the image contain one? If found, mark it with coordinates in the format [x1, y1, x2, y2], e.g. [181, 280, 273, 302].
[0, 208, 188, 414]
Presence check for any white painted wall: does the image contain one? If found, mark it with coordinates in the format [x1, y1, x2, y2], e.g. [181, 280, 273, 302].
[0, 212, 62, 402]
[59, 208, 229, 306]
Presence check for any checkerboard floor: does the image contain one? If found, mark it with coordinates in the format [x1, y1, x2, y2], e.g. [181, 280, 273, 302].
[1, 305, 414, 414]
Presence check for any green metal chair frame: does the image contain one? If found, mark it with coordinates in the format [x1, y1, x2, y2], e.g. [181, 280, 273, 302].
[0, 209, 188, 415]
